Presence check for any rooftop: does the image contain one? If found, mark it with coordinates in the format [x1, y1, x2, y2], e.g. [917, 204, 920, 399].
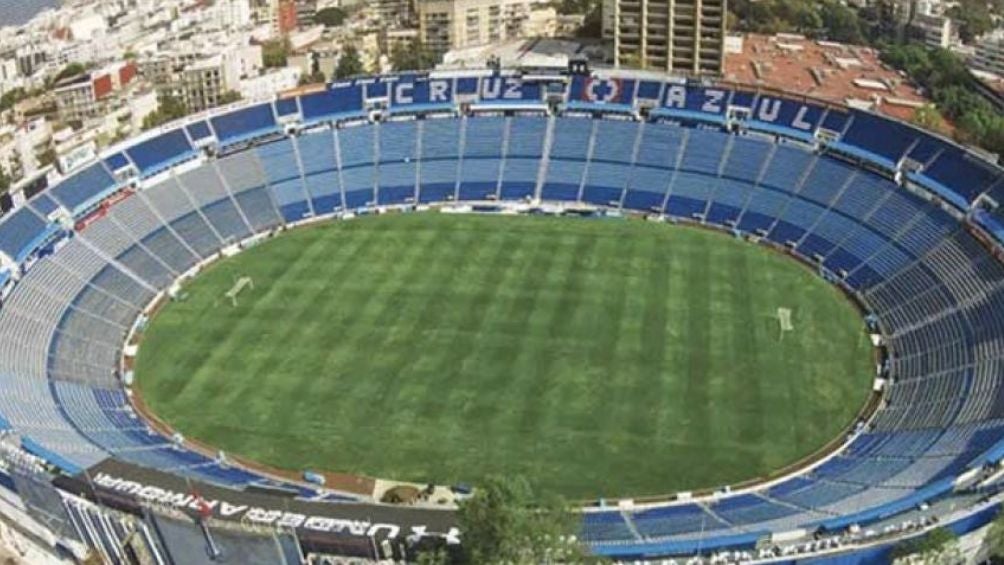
[724, 33, 930, 122]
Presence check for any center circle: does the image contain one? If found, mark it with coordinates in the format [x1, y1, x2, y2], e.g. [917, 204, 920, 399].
[134, 212, 873, 499]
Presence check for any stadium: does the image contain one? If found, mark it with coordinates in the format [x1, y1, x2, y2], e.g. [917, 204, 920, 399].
[0, 66, 1002, 563]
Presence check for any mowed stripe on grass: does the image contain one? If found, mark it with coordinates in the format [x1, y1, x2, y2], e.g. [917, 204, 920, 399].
[135, 213, 873, 498]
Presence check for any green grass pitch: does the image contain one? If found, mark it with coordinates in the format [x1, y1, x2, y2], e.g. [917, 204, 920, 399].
[135, 213, 873, 499]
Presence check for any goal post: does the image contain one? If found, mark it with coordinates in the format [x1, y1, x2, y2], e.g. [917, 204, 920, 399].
[776, 307, 794, 341]
[225, 276, 254, 307]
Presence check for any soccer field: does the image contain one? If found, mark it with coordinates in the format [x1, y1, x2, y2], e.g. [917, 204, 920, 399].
[134, 213, 873, 499]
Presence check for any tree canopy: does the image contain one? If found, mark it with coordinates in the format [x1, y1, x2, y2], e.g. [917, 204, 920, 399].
[390, 40, 437, 72]
[37, 147, 56, 169]
[986, 508, 1004, 561]
[142, 93, 188, 131]
[947, 0, 995, 43]
[729, 0, 874, 44]
[0, 166, 11, 195]
[881, 44, 1004, 155]
[0, 88, 27, 113]
[334, 46, 364, 79]
[315, 7, 347, 27]
[890, 527, 959, 562]
[218, 91, 242, 105]
[52, 63, 87, 84]
[299, 70, 326, 85]
[262, 39, 290, 69]
[455, 476, 590, 564]
[911, 104, 947, 135]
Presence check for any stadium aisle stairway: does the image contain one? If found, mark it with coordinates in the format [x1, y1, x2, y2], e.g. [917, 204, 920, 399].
[0, 107, 1002, 556]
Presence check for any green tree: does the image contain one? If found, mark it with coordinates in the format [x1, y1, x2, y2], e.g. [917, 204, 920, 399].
[390, 40, 437, 72]
[890, 527, 959, 563]
[577, 1, 603, 38]
[911, 104, 947, 134]
[0, 167, 10, 195]
[217, 91, 242, 106]
[947, 0, 994, 43]
[315, 7, 347, 27]
[52, 62, 86, 84]
[456, 475, 589, 564]
[821, 1, 865, 44]
[334, 46, 364, 79]
[986, 508, 1004, 561]
[415, 547, 449, 565]
[37, 147, 57, 169]
[262, 39, 290, 69]
[729, 0, 872, 44]
[881, 44, 1004, 155]
[142, 93, 188, 130]
[299, 70, 326, 85]
[0, 88, 27, 112]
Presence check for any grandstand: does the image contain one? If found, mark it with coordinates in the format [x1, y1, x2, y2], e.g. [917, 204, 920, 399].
[0, 68, 1000, 563]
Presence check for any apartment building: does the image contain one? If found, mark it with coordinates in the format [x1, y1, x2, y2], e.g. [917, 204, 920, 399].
[611, 0, 727, 75]
[973, 30, 1004, 77]
[52, 61, 138, 123]
[417, 0, 545, 58]
[372, 0, 414, 26]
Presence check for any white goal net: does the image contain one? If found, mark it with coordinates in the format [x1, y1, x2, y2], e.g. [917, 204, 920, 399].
[225, 276, 254, 307]
[776, 307, 793, 340]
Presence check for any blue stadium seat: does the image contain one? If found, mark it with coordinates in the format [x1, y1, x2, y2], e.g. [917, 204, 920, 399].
[0, 207, 52, 262]
[255, 139, 311, 222]
[210, 103, 278, 144]
[377, 120, 419, 205]
[125, 129, 195, 175]
[49, 162, 117, 212]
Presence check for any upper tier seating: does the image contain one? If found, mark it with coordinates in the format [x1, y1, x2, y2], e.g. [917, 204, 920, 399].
[0, 99, 1002, 559]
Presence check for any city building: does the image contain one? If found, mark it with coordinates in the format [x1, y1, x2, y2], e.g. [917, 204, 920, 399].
[724, 33, 930, 122]
[289, 47, 339, 81]
[179, 55, 238, 111]
[278, 0, 300, 34]
[611, 0, 727, 75]
[911, 13, 957, 49]
[250, 0, 279, 26]
[205, 0, 254, 29]
[380, 27, 421, 55]
[973, 30, 1004, 78]
[602, 0, 615, 40]
[144, 46, 262, 112]
[127, 88, 160, 132]
[417, 0, 550, 58]
[52, 61, 138, 123]
[238, 66, 302, 99]
[372, 0, 415, 26]
[441, 37, 602, 69]
[295, 0, 319, 27]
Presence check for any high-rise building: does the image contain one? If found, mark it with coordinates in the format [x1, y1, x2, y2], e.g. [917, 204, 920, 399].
[277, 0, 299, 34]
[417, 0, 540, 58]
[295, 0, 318, 27]
[373, 0, 414, 26]
[973, 30, 1004, 78]
[612, 0, 727, 75]
[911, 13, 956, 50]
[250, 0, 278, 26]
